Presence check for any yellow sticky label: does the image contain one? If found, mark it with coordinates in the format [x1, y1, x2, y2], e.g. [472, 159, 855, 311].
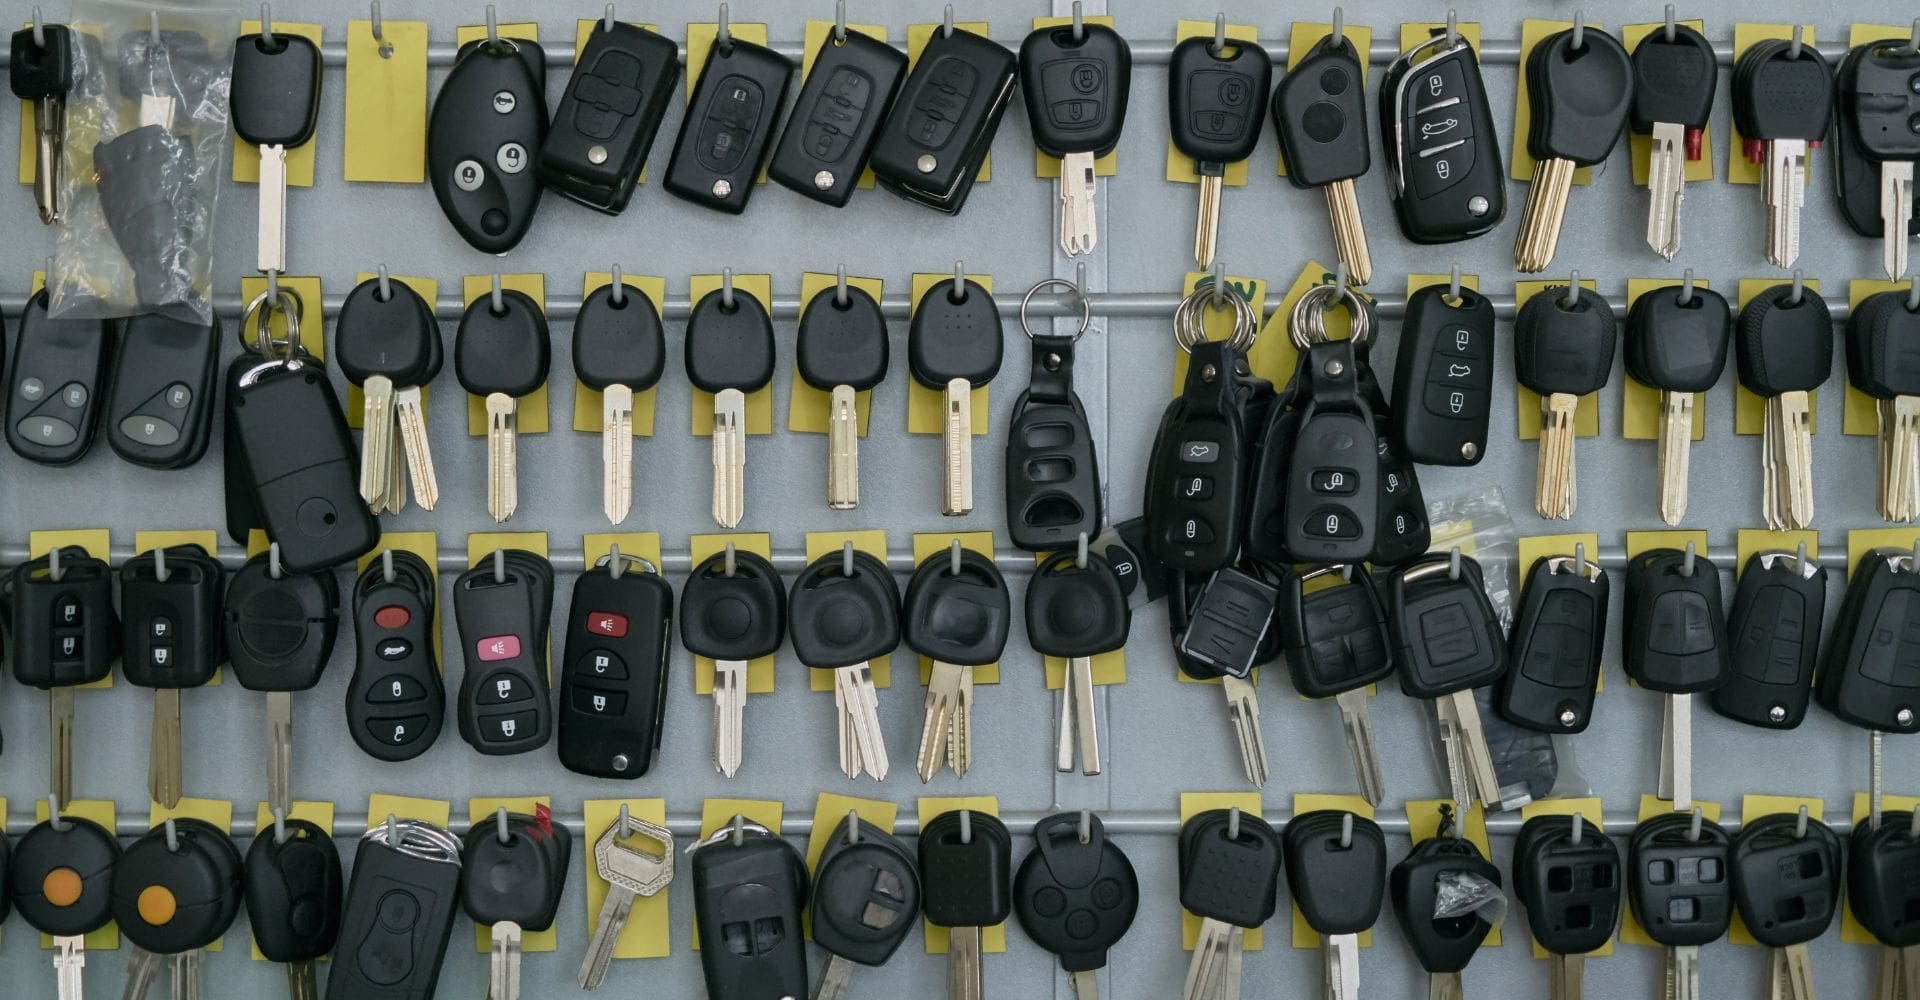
[1728, 25, 1818, 185]
[346, 273, 438, 429]
[806, 794, 899, 873]
[467, 797, 557, 953]
[232, 23, 323, 186]
[1512, 20, 1607, 185]
[911, 533, 1000, 683]
[1730, 795, 1824, 945]
[36, 799, 117, 950]
[1625, 530, 1710, 559]
[1734, 278, 1822, 435]
[1039, 550, 1127, 689]
[466, 533, 550, 682]
[1253, 261, 1365, 386]
[29, 530, 113, 689]
[344, 17, 428, 183]
[1290, 795, 1376, 948]
[1519, 797, 1611, 957]
[906, 272, 994, 434]
[801, 21, 887, 189]
[1405, 799, 1501, 946]
[462, 275, 549, 436]
[789, 272, 885, 435]
[690, 534, 777, 695]
[359, 532, 442, 663]
[1846, 792, 1920, 943]
[1845, 279, 1912, 435]
[573, 273, 665, 435]
[1173, 272, 1270, 391]
[686, 22, 770, 184]
[805, 532, 891, 691]
[240, 275, 325, 359]
[692, 799, 784, 950]
[1849, 528, 1920, 578]
[367, 793, 450, 828]
[1165, 20, 1258, 185]
[1620, 795, 1725, 947]
[1279, 21, 1374, 177]
[906, 22, 992, 181]
[1032, 15, 1119, 178]
[133, 530, 222, 684]
[147, 799, 233, 951]
[1621, 21, 1717, 185]
[1179, 793, 1266, 950]
[689, 274, 776, 435]
[1515, 280, 1603, 439]
[917, 797, 1006, 954]
[1621, 279, 1711, 441]
[1735, 528, 1819, 578]
[582, 799, 672, 959]
[250, 802, 335, 960]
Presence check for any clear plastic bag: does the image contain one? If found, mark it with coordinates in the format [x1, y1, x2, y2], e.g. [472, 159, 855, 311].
[48, 0, 240, 325]
[1432, 866, 1510, 929]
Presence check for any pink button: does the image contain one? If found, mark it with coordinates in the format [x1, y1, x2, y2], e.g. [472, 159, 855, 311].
[476, 635, 522, 661]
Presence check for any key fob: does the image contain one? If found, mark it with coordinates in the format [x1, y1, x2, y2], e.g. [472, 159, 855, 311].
[1712, 551, 1825, 730]
[454, 550, 555, 755]
[119, 545, 223, 690]
[537, 22, 680, 215]
[663, 36, 792, 214]
[691, 824, 811, 1000]
[1173, 566, 1278, 681]
[1280, 566, 1394, 698]
[1386, 553, 1508, 699]
[1834, 46, 1920, 239]
[1849, 816, 1920, 949]
[1006, 333, 1103, 552]
[1629, 812, 1732, 949]
[870, 26, 1018, 214]
[1730, 813, 1842, 949]
[9, 546, 119, 689]
[327, 821, 464, 1000]
[918, 810, 1012, 929]
[10, 814, 121, 938]
[229, 358, 380, 575]
[6, 288, 112, 465]
[346, 551, 444, 762]
[788, 550, 901, 670]
[223, 551, 339, 694]
[1178, 809, 1282, 930]
[810, 815, 921, 967]
[104, 312, 219, 468]
[246, 819, 344, 964]
[1817, 548, 1920, 733]
[768, 31, 908, 206]
[1623, 548, 1730, 695]
[1498, 555, 1609, 733]
[1514, 815, 1622, 957]
[559, 558, 673, 778]
[1025, 551, 1131, 661]
[1391, 284, 1495, 465]
[1013, 812, 1139, 973]
[461, 809, 569, 933]
[1145, 340, 1250, 573]
[111, 818, 244, 955]
[1378, 31, 1504, 243]
[1282, 340, 1380, 563]
[1273, 35, 1370, 187]
[1285, 810, 1387, 935]
[427, 36, 547, 253]
[1390, 832, 1501, 975]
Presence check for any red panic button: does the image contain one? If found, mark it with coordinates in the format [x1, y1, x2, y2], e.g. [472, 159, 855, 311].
[476, 635, 522, 661]
[374, 605, 412, 630]
[586, 612, 629, 638]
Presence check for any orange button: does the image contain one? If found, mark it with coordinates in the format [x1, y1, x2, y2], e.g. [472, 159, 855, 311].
[137, 885, 178, 926]
[41, 868, 82, 907]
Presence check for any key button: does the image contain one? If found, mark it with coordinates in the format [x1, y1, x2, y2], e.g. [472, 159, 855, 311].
[1167, 518, 1215, 547]
[586, 612, 629, 638]
[367, 674, 427, 703]
[1412, 140, 1473, 198]
[367, 716, 428, 746]
[1413, 106, 1470, 149]
[481, 711, 536, 743]
[1417, 60, 1468, 108]
[1177, 476, 1214, 501]
[1302, 508, 1363, 539]
[1310, 468, 1360, 495]
[478, 671, 533, 704]
[582, 650, 628, 680]
[572, 687, 627, 715]
[453, 159, 485, 192]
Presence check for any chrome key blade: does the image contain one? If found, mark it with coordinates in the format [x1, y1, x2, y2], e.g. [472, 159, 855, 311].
[54, 935, 84, 1000]
[1646, 121, 1686, 260]
[1671, 945, 1701, 1000]
[713, 659, 747, 777]
[1764, 139, 1807, 268]
[827, 384, 859, 509]
[266, 690, 293, 818]
[1658, 388, 1694, 526]
[711, 389, 747, 529]
[359, 374, 395, 508]
[942, 378, 974, 516]
[50, 685, 73, 806]
[917, 662, 965, 783]
[286, 959, 318, 1000]
[491, 922, 522, 1000]
[835, 662, 889, 781]
[1059, 151, 1099, 256]
[814, 953, 856, 1000]
[256, 144, 289, 274]
[1326, 932, 1361, 1000]
[579, 886, 636, 990]
[35, 95, 62, 223]
[602, 383, 634, 524]
[1885, 161, 1914, 280]
[1333, 687, 1386, 807]
[485, 392, 518, 523]
[1222, 674, 1268, 788]
[394, 385, 439, 511]
[148, 688, 183, 809]
[947, 926, 983, 1000]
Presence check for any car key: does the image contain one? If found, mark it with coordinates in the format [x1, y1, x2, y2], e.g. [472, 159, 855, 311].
[1006, 300, 1102, 552]
[919, 809, 1012, 1000]
[1019, 20, 1131, 255]
[1170, 566, 1277, 788]
[230, 23, 321, 279]
[1015, 812, 1139, 1000]
[1834, 44, 1920, 246]
[811, 813, 921, 999]
[9, 545, 118, 806]
[1631, 22, 1716, 259]
[1631, 811, 1733, 1000]
[346, 550, 444, 762]
[1819, 547, 1920, 735]
[1275, 31, 1375, 284]
[796, 279, 889, 509]
[1287, 810, 1387, 1000]
[1626, 280, 1732, 524]
[427, 31, 546, 253]
[120, 544, 224, 809]
[1280, 565, 1395, 806]
[112, 818, 244, 999]
[538, 20, 680, 215]
[1145, 326, 1259, 573]
[10, 809, 121, 1000]
[225, 548, 339, 821]
[6, 288, 112, 465]
[690, 820, 810, 1000]
[574, 280, 665, 525]
[1027, 550, 1130, 776]
[904, 545, 1011, 782]
[681, 547, 786, 778]
[909, 274, 1001, 516]
[1377, 27, 1504, 243]
[1733, 36, 1832, 268]
[326, 818, 463, 1000]
[1849, 808, 1920, 998]
[1274, 298, 1381, 564]
[559, 551, 673, 778]
[336, 273, 443, 515]
[1391, 809, 1503, 998]
[1730, 811, 1842, 1000]
[870, 25, 1017, 214]
[686, 283, 776, 529]
[456, 285, 550, 524]
[247, 817, 344, 998]
[1847, 288, 1920, 521]
[768, 28, 907, 206]
[1168, 33, 1270, 268]
[455, 549, 554, 755]
[1625, 547, 1730, 810]
[663, 32, 792, 214]
[790, 548, 900, 781]
[1498, 552, 1610, 733]
[1177, 808, 1281, 1000]
[1387, 553, 1507, 808]
[1512, 25, 1633, 272]
[1391, 282, 1494, 466]
[104, 312, 220, 469]
[463, 808, 570, 1000]
[577, 813, 674, 990]
[1738, 282, 1832, 531]
[1712, 549, 1825, 730]
[12, 21, 72, 222]
[1514, 814, 1622, 1000]
[1517, 283, 1618, 519]
[1091, 515, 1173, 611]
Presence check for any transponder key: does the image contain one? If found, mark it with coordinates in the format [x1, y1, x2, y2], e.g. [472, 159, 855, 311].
[230, 25, 321, 277]
[427, 33, 547, 253]
[1019, 21, 1130, 256]
[454, 549, 554, 755]
[558, 552, 673, 778]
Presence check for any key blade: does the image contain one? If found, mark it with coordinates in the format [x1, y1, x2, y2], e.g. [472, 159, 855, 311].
[1666, 692, 1693, 812]
[286, 960, 319, 1000]
[359, 376, 396, 508]
[49, 686, 73, 806]
[1193, 173, 1223, 270]
[1514, 157, 1576, 272]
[1447, 689, 1503, 808]
[485, 393, 518, 523]
[916, 668, 955, 783]
[148, 688, 183, 809]
[1069, 655, 1102, 776]
[1884, 162, 1914, 280]
[578, 887, 637, 990]
[1071, 969, 1102, 1000]
[1658, 388, 1693, 525]
[713, 659, 746, 777]
[711, 389, 746, 529]
[394, 387, 439, 510]
[267, 690, 293, 818]
[1327, 932, 1362, 1000]
[943, 378, 974, 516]
[1334, 687, 1386, 807]
[1765, 140, 1807, 268]
[1325, 177, 1373, 286]
[602, 384, 634, 524]
[948, 926, 983, 1000]
[1646, 122, 1687, 260]
[827, 384, 860, 509]
[35, 95, 62, 223]
[1223, 674, 1269, 788]
[54, 936, 84, 1000]
[257, 144, 289, 274]
[1429, 971, 1465, 1000]
[1672, 945, 1701, 1000]
[1059, 151, 1099, 256]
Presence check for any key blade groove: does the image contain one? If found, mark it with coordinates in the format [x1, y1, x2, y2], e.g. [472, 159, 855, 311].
[1335, 688, 1385, 807]
[1325, 178, 1372, 285]
[1646, 123, 1686, 260]
[395, 388, 439, 510]
[711, 390, 746, 529]
[943, 379, 974, 515]
[827, 384, 860, 509]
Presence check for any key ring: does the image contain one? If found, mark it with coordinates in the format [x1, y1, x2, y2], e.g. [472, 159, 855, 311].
[594, 552, 658, 577]
[1172, 285, 1258, 354]
[1288, 281, 1372, 351]
[1019, 278, 1091, 343]
[242, 287, 305, 362]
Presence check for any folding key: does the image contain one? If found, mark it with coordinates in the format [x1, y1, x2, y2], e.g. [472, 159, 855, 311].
[574, 280, 665, 524]
[104, 312, 222, 470]
[427, 31, 547, 252]
[1390, 809, 1503, 1000]
[345, 551, 444, 762]
[326, 819, 463, 1000]
[797, 279, 889, 510]
[11, 21, 73, 223]
[120, 545, 224, 809]
[1731, 812, 1842, 1000]
[920, 809, 1012, 1000]
[1624, 547, 1730, 812]
[1281, 566, 1395, 806]
[1027, 551, 1130, 776]
[1819, 547, 1920, 745]
[1015, 812, 1140, 1000]
[1006, 317, 1103, 551]
[578, 813, 672, 990]
[6, 288, 113, 467]
[681, 548, 786, 777]
[767, 28, 907, 207]
[223, 550, 338, 816]
[686, 284, 775, 529]
[9, 545, 118, 806]
[1179, 808, 1282, 1000]
[462, 809, 570, 1000]
[231, 26, 321, 278]
[1712, 549, 1825, 729]
[904, 546, 1011, 782]
[1168, 33, 1271, 269]
[1849, 808, 1920, 1000]
[871, 24, 1017, 214]
[453, 550, 554, 755]
[690, 820, 810, 999]
[559, 553, 672, 779]
[1514, 814, 1623, 1000]
[1733, 35, 1832, 268]
[1287, 811, 1386, 1000]
[1386, 553, 1507, 809]
[909, 275, 1002, 515]
[112, 818, 244, 1000]
[1735, 282, 1831, 531]
[1513, 26, 1633, 272]
[1625, 280, 1731, 524]
[246, 818, 343, 1000]
[455, 285, 550, 523]
[1275, 32, 1374, 285]
[1389, 282, 1495, 466]
[663, 31, 791, 214]
[1146, 335, 1257, 574]
[1515, 284, 1617, 519]
[1497, 553, 1610, 733]
[1630, 22, 1715, 259]
[1172, 567, 1279, 788]
[1019, 21, 1131, 255]
[537, 20, 680, 215]
[1846, 289, 1920, 521]
[1378, 27, 1505, 244]
[790, 548, 900, 781]
[1631, 811, 1733, 1000]
[811, 813, 922, 1000]
[337, 275, 442, 514]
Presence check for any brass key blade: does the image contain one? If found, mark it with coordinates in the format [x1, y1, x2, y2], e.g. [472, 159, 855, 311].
[601, 384, 634, 524]
[943, 378, 975, 515]
[485, 393, 518, 523]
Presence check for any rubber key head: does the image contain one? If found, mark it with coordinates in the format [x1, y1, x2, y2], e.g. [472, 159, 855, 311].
[1625, 284, 1732, 394]
[810, 815, 921, 966]
[1712, 551, 1826, 730]
[1846, 291, 1920, 400]
[1623, 548, 1731, 694]
[1849, 816, 1920, 948]
[1024, 551, 1130, 658]
[684, 288, 775, 394]
[918, 810, 1012, 928]
[1013, 812, 1139, 974]
[1816, 548, 1920, 732]
[1628, 812, 1732, 949]
[460, 811, 570, 931]
[1629, 23, 1716, 132]
[1732, 39, 1833, 143]
[9, 815, 120, 937]
[1178, 809, 1281, 929]
[1386, 553, 1508, 699]
[796, 284, 889, 392]
[427, 38, 548, 253]
[111, 818, 244, 954]
[1730, 812, 1842, 949]
[1513, 815, 1623, 956]
[1283, 810, 1386, 935]
[1167, 35, 1271, 168]
[335, 276, 439, 387]
[902, 548, 1011, 666]
[1018, 23, 1132, 159]
[908, 278, 1002, 388]
[787, 550, 900, 669]
[1272, 35, 1371, 187]
[1280, 568, 1395, 699]
[1390, 833, 1501, 975]
[10, 24, 72, 99]
[222, 550, 339, 693]
[1525, 28, 1633, 164]
[1735, 284, 1833, 396]
[454, 289, 549, 398]
[573, 283, 665, 392]
[245, 820, 344, 963]
[679, 550, 785, 662]
[1846, 42, 1920, 161]
[231, 32, 322, 148]
[1514, 286, 1617, 397]
[690, 828, 810, 1000]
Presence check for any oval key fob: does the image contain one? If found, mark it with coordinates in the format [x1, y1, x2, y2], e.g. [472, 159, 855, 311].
[427, 37, 547, 253]
[245, 819, 343, 964]
[6, 288, 113, 466]
[10, 814, 121, 938]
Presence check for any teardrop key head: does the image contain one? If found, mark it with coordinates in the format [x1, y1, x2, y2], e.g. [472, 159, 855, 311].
[1735, 285, 1833, 397]
[685, 289, 775, 394]
[1513, 814, 1623, 956]
[1284, 810, 1387, 935]
[1515, 286, 1618, 397]
[810, 814, 921, 967]
[231, 32, 322, 149]
[902, 548, 1011, 666]
[1624, 285, 1731, 395]
[573, 284, 665, 393]
[455, 289, 550, 399]
[336, 277, 440, 389]
[797, 285, 889, 393]
[1526, 28, 1634, 166]
[1390, 831, 1502, 975]
[1848, 814, 1920, 948]
[909, 278, 1003, 390]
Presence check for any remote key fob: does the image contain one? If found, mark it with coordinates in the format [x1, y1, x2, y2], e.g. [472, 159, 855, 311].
[537, 21, 680, 215]
[104, 312, 220, 469]
[1378, 30, 1505, 243]
[1391, 283, 1494, 465]
[454, 550, 554, 755]
[7, 288, 112, 466]
[870, 26, 1018, 214]
[558, 555, 673, 778]
[427, 35, 547, 253]
[663, 36, 792, 214]
[768, 30, 908, 206]
[346, 552, 443, 762]
[1498, 554, 1609, 733]
[228, 356, 379, 574]
[326, 820, 463, 1000]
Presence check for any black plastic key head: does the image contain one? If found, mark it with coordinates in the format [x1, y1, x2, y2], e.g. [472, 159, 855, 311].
[231, 32, 322, 148]
[1514, 815, 1622, 956]
[105, 311, 222, 469]
[1525, 28, 1633, 165]
[1145, 339, 1252, 572]
[1846, 42, 1920, 161]
[1730, 812, 1842, 948]
[1626, 284, 1732, 394]
[1006, 333, 1103, 551]
[453, 550, 555, 755]
[559, 559, 674, 778]
[1280, 566, 1394, 699]
[537, 22, 681, 214]
[9, 546, 119, 689]
[1630, 23, 1716, 133]
[680, 550, 785, 662]
[788, 550, 900, 669]
[111, 819, 245, 954]
[6, 289, 113, 467]
[1287, 810, 1388, 936]
[326, 821, 463, 1000]
[1847, 291, 1920, 400]
[1629, 812, 1732, 949]
[1390, 284, 1496, 466]
[461, 810, 570, 932]
[1019, 23, 1131, 159]
[1387, 553, 1508, 700]
[1273, 34, 1371, 187]
[9, 814, 120, 938]
[663, 37, 792, 214]
[346, 551, 444, 761]
[427, 37, 547, 253]
[573, 283, 665, 393]
[455, 290, 549, 399]
[229, 359, 380, 574]
[691, 825, 810, 999]
[1713, 551, 1826, 729]
[767, 31, 908, 207]
[1817, 548, 1920, 732]
[869, 27, 1017, 214]
[1515, 286, 1617, 397]
[1025, 551, 1130, 658]
[246, 819, 343, 963]
[10, 24, 72, 99]
[1623, 548, 1731, 694]
[1498, 556, 1609, 733]
[1849, 814, 1920, 948]
[909, 278, 1002, 390]
[1391, 828, 1502, 975]
[1377, 32, 1506, 243]
[918, 810, 1012, 928]
[335, 277, 440, 389]
[1014, 812, 1139, 973]
[1168, 35, 1270, 171]
[1733, 39, 1833, 143]
[119, 545, 224, 690]
[1173, 566, 1278, 681]
[222, 551, 338, 693]
[811, 815, 921, 966]
[903, 548, 1010, 666]
[685, 288, 775, 394]
[1736, 285, 1833, 396]
[1178, 809, 1281, 929]
[797, 284, 889, 392]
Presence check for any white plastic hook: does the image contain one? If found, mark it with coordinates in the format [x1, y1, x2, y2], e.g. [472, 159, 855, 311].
[942, 3, 954, 38]
[165, 818, 180, 853]
[844, 810, 861, 843]
[717, 3, 733, 52]
[1076, 532, 1089, 570]
[604, 3, 616, 32]
[1227, 807, 1242, 840]
[490, 273, 505, 313]
[842, 541, 856, 577]
[1077, 809, 1092, 844]
[617, 803, 633, 838]
[952, 260, 967, 300]
[730, 813, 746, 847]
[493, 549, 507, 584]
[721, 267, 736, 309]
[950, 539, 964, 576]
[1679, 268, 1696, 306]
[1788, 269, 1805, 305]
[371, 1, 392, 57]
[48, 545, 62, 584]
[382, 549, 396, 584]
[1687, 807, 1703, 843]
[1444, 9, 1459, 48]
[1908, 278, 1920, 312]
[1447, 264, 1462, 304]
[274, 808, 288, 844]
[836, 265, 850, 307]
[386, 813, 399, 843]
[153, 546, 169, 584]
[1333, 260, 1348, 292]
[1570, 812, 1585, 846]
[1212, 13, 1227, 54]
[1449, 545, 1463, 580]
[1211, 260, 1228, 305]
[1571, 10, 1586, 52]
[485, 3, 499, 48]
[609, 265, 626, 306]
[1909, 17, 1920, 56]
[267, 268, 281, 304]
[609, 543, 625, 580]
[150, 11, 161, 46]
[376, 264, 392, 301]
[1682, 540, 1696, 577]
[1795, 805, 1810, 838]
[1070, 1, 1085, 43]
[47, 795, 66, 832]
[1330, 7, 1345, 45]
[723, 542, 737, 577]
[1788, 23, 1804, 60]
[260, 4, 275, 46]
[1663, 4, 1677, 43]
[833, 0, 847, 44]
[1910, 807, 1920, 840]
[1564, 270, 1581, 308]
[1340, 812, 1354, 848]
[959, 809, 973, 844]
[31, 7, 46, 49]
[1575, 542, 1588, 568]
[496, 807, 511, 844]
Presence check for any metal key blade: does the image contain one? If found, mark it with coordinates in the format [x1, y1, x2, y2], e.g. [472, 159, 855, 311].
[1900, 942, 1920, 1000]
[948, 926, 983, 1000]
[952, 667, 973, 778]
[1646, 121, 1686, 259]
[1057, 656, 1102, 775]
[1326, 932, 1361, 1000]
[602, 383, 634, 524]
[1780, 943, 1817, 1000]
[491, 922, 522, 1000]
[1765, 139, 1807, 268]
[1222, 674, 1268, 788]
[1325, 177, 1372, 286]
[35, 95, 63, 223]
[1778, 390, 1815, 529]
[711, 388, 746, 529]
[1885, 162, 1915, 280]
[1537, 392, 1580, 519]
[1070, 969, 1101, 1000]
[49, 686, 73, 806]
[485, 392, 518, 523]
[1658, 388, 1693, 525]
[827, 384, 859, 510]
[394, 386, 439, 510]
[713, 659, 747, 777]
[835, 662, 889, 781]
[286, 959, 318, 1000]
[1429, 971, 1465, 1000]
[1445, 689, 1503, 808]
[358, 374, 395, 508]
[383, 428, 408, 515]
[1552, 952, 1586, 1000]
[266, 690, 293, 817]
[1059, 151, 1098, 256]
[54, 935, 84, 1000]
[1193, 172, 1223, 270]
[579, 887, 637, 990]
[1672, 945, 1701, 1000]
[917, 663, 959, 783]
[1658, 692, 1693, 811]
[943, 378, 974, 516]
[257, 144, 289, 274]
[815, 953, 856, 1000]
[1181, 920, 1227, 1000]
[121, 946, 163, 1000]
[1333, 687, 1385, 807]
[1514, 157, 1577, 272]
[148, 688, 182, 809]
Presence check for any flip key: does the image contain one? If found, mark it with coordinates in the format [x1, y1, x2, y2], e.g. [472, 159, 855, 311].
[427, 33, 547, 253]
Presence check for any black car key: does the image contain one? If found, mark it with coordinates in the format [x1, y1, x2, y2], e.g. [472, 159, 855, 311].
[346, 551, 444, 762]
[1168, 34, 1270, 268]
[9, 545, 117, 800]
[455, 287, 550, 523]
[326, 819, 464, 1000]
[1020, 21, 1131, 254]
[230, 25, 321, 282]
[6, 288, 112, 465]
[909, 275, 1001, 515]
[1014, 812, 1139, 994]
[1730, 812, 1842, 989]
[1514, 26, 1633, 273]
[9, 811, 121, 978]
[1514, 814, 1622, 995]
[1391, 282, 1495, 465]
[104, 312, 219, 468]
[1626, 282, 1732, 523]
[1173, 565, 1278, 681]
[228, 351, 380, 574]
[1006, 319, 1102, 552]
[919, 808, 1011, 996]
[1629, 811, 1733, 983]
[1026, 550, 1130, 776]
[1630, 22, 1716, 258]
[690, 820, 810, 1000]
[559, 553, 673, 778]
[574, 280, 665, 524]
[462, 808, 570, 1000]
[768, 29, 907, 206]
[797, 281, 890, 509]
[538, 20, 680, 214]
[1712, 549, 1826, 729]
[681, 548, 786, 777]
[663, 34, 792, 214]
[789, 549, 901, 782]
[427, 33, 546, 252]
[454, 549, 554, 755]
[247, 818, 344, 993]
[870, 25, 1017, 213]
[120, 544, 224, 809]
[902, 546, 1011, 782]
[1848, 811, 1920, 970]
[1624, 546, 1731, 698]
[1274, 32, 1375, 283]
[1848, 289, 1920, 521]
[1279, 332, 1381, 564]
[1737, 283, 1832, 531]
[334, 274, 442, 515]
[12, 21, 72, 223]
[1377, 28, 1505, 243]
[1177, 808, 1282, 993]
[811, 813, 921, 993]
[1732, 38, 1833, 268]
[1498, 553, 1609, 733]
[1386, 553, 1508, 805]
[1286, 810, 1387, 992]
[1835, 44, 1920, 242]
[1145, 339, 1253, 572]
[686, 286, 776, 528]
[227, 550, 338, 811]
[1280, 565, 1395, 805]
[1516, 285, 1617, 520]
[110, 818, 244, 969]
[1391, 811, 1502, 992]
[1818, 548, 1920, 733]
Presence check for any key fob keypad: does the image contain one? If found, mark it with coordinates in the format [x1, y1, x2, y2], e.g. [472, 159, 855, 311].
[119, 545, 223, 690]
[559, 559, 673, 778]
[1378, 33, 1504, 243]
[8, 546, 118, 690]
[346, 551, 444, 762]
[870, 26, 1017, 214]
[427, 37, 547, 253]
[538, 22, 680, 215]
[1713, 551, 1826, 729]
[6, 289, 112, 466]
[1629, 812, 1732, 950]
[1391, 283, 1495, 465]
[454, 550, 555, 755]
[1145, 340, 1252, 573]
[1006, 333, 1103, 552]
[1623, 548, 1730, 694]
[105, 312, 220, 469]
[664, 37, 792, 214]
[1498, 556, 1610, 733]
[222, 551, 339, 693]
[245, 819, 343, 964]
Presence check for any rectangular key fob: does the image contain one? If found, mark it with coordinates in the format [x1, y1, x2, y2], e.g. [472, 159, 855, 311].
[119, 547, 223, 689]
[6, 288, 113, 466]
[692, 829, 810, 1000]
[558, 563, 673, 778]
[1144, 340, 1250, 573]
[1712, 551, 1825, 729]
[663, 37, 792, 214]
[1497, 556, 1609, 733]
[105, 312, 220, 469]
[1282, 341, 1379, 564]
[537, 22, 680, 214]
[1379, 31, 1505, 243]
[326, 824, 463, 1000]
[1818, 548, 1920, 732]
[870, 27, 1017, 214]
[229, 359, 379, 575]
[9, 549, 119, 688]
[768, 31, 908, 206]
[454, 552, 554, 755]
[1391, 283, 1494, 465]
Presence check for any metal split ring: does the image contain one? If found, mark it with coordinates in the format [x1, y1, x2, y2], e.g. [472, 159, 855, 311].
[1172, 285, 1258, 354]
[1019, 278, 1091, 342]
[1287, 281, 1373, 351]
[242, 288, 305, 362]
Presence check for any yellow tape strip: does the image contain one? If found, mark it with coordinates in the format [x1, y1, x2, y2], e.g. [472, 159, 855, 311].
[344, 18, 427, 183]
